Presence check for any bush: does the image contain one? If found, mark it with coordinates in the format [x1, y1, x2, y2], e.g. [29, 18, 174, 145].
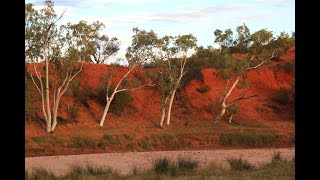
[67, 106, 79, 119]
[196, 85, 211, 93]
[103, 134, 122, 145]
[71, 137, 95, 148]
[219, 133, 282, 147]
[95, 85, 134, 116]
[74, 86, 93, 108]
[177, 156, 199, 170]
[207, 103, 214, 114]
[263, 103, 282, 113]
[152, 157, 172, 174]
[273, 87, 289, 105]
[227, 157, 254, 171]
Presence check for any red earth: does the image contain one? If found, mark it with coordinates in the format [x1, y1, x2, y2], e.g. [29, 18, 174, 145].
[25, 47, 295, 157]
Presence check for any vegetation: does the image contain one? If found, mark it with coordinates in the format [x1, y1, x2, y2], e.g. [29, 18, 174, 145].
[219, 133, 282, 147]
[227, 157, 254, 171]
[196, 85, 211, 93]
[25, 156, 294, 179]
[70, 137, 96, 148]
[273, 87, 290, 105]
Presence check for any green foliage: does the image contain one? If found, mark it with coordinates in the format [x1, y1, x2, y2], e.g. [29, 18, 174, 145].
[196, 85, 211, 93]
[70, 137, 95, 148]
[227, 157, 254, 171]
[219, 133, 282, 147]
[272, 87, 289, 105]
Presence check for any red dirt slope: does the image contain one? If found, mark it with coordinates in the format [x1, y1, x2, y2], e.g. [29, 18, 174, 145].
[25, 47, 295, 157]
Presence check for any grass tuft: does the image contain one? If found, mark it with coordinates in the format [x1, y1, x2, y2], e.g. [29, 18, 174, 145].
[227, 157, 254, 171]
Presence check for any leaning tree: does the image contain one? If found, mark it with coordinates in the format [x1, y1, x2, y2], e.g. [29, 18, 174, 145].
[99, 27, 156, 127]
[213, 27, 280, 124]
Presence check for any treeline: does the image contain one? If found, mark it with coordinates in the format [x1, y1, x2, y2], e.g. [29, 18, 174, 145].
[25, 0, 295, 132]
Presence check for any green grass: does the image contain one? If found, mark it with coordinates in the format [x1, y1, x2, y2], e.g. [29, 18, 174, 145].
[219, 133, 282, 147]
[70, 137, 96, 148]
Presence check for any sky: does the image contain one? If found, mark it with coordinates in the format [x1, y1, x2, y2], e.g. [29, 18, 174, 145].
[26, 0, 295, 63]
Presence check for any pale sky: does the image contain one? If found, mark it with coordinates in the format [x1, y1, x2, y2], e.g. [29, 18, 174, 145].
[26, 0, 295, 63]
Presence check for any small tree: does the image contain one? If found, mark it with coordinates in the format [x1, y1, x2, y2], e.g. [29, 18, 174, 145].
[154, 34, 197, 126]
[213, 27, 278, 123]
[99, 27, 156, 127]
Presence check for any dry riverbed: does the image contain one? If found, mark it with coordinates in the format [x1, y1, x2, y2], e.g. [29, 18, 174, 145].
[25, 148, 295, 176]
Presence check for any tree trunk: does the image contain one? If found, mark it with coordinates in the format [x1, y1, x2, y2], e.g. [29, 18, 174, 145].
[214, 103, 226, 123]
[100, 99, 112, 127]
[229, 114, 234, 123]
[160, 107, 166, 126]
[214, 77, 239, 124]
[51, 89, 62, 131]
[45, 54, 52, 133]
[166, 89, 176, 125]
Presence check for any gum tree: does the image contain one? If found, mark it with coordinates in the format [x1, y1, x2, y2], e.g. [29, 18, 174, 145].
[99, 27, 156, 127]
[213, 27, 278, 123]
[26, 1, 84, 132]
[156, 34, 197, 126]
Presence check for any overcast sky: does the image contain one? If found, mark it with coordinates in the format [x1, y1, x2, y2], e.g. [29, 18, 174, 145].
[26, 0, 295, 63]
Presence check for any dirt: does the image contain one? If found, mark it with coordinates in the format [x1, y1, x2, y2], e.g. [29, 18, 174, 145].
[25, 47, 295, 157]
[25, 148, 295, 176]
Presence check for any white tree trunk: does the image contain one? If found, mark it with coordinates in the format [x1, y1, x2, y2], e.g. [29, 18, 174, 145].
[229, 114, 234, 123]
[100, 99, 112, 126]
[45, 51, 52, 133]
[166, 89, 176, 125]
[51, 89, 62, 131]
[214, 104, 227, 123]
[160, 107, 166, 126]
[214, 77, 239, 124]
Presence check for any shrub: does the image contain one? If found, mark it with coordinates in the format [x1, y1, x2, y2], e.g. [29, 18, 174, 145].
[263, 103, 282, 113]
[207, 103, 214, 114]
[272, 152, 282, 163]
[103, 134, 122, 145]
[177, 156, 199, 170]
[95, 85, 134, 116]
[219, 133, 282, 147]
[25, 167, 57, 180]
[71, 137, 95, 148]
[273, 87, 289, 105]
[75, 85, 93, 108]
[152, 157, 172, 174]
[67, 106, 79, 120]
[196, 85, 211, 93]
[227, 157, 254, 171]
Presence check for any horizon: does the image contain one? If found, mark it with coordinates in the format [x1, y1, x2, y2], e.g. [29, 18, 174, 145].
[26, 0, 295, 63]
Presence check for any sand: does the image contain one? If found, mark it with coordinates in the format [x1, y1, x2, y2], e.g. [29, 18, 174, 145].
[25, 148, 295, 176]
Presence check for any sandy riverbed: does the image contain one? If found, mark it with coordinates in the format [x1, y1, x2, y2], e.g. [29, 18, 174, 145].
[25, 148, 295, 176]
